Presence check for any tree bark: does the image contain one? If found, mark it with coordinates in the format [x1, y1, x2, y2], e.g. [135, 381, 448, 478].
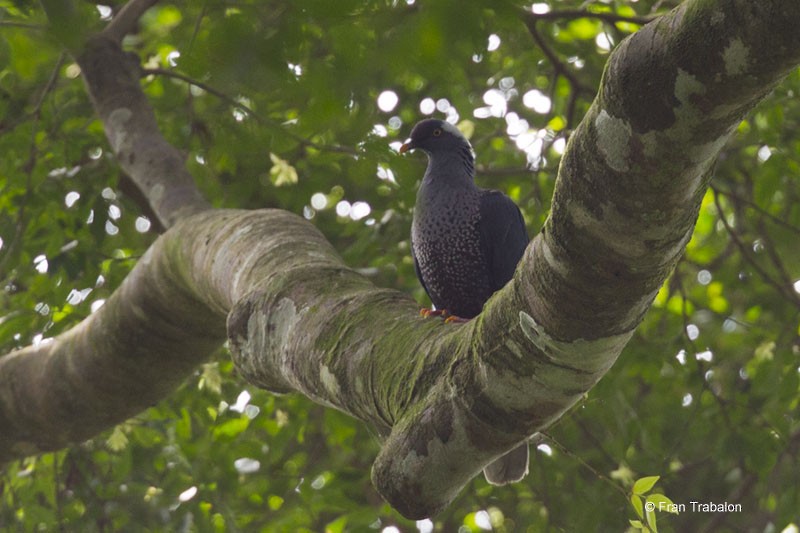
[76, 35, 211, 229]
[1, 0, 799, 521]
[0, 211, 227, 463]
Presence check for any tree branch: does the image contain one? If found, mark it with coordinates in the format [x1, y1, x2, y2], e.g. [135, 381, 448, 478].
[76, 36, 210, 228]
[142, 67, 359, 156]
[0, 210, 228, 462]
[522, 16, 594, 96]
[531, 0, 800, 340]
[102, 0, 159, 42]
[525, 8, 654, 27]
[712, 184, 800, 236]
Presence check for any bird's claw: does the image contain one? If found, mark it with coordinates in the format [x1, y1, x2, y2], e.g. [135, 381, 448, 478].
[419, 308, 469, 323]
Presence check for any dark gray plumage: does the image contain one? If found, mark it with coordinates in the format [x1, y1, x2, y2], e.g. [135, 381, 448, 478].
[400, 118, 530, 486]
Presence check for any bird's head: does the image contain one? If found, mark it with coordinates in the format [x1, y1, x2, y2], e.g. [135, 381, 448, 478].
[399, 119, 471, 156]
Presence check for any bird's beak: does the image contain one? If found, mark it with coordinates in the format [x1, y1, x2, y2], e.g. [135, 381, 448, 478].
[399, 141, 412, 154]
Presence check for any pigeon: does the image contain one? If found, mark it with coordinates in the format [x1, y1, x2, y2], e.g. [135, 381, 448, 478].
[400, 118, 530, 485]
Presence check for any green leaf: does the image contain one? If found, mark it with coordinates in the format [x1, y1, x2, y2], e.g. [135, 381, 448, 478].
[565, 19, 601, 40]
[212, 417, 249, 439]
[199, 362, 223, 394]
[633, 476, 660, 495]
[269, 153, 299, 186]
[106, 426, 129, 452]
[645, 503, 658, 533]
[630, 494, 644, 519]
[647, 494, 678, 514]
[325, 515, 348, 533]
[154, 5, 182, 28]
[268, 495, 284, 510]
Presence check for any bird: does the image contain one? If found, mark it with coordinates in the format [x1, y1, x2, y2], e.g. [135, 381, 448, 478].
[400, 117, 530, 486]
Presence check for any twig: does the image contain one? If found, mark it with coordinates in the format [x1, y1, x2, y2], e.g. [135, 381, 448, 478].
[0, 21, 44, 29]
[521, 16, 594, 129]
[541, 431, 630, 498]
[518, 7, 659, 127]
[522, 17, 593, 97]
[0, 54, 65, 279]
[526, 8, 654, 27]
[712, 190, 800, 309]
[142, 67, 358, 156]
[675, 275, 733, 425]
[103, 0, 159, 42]
[712, 184, 800, 236]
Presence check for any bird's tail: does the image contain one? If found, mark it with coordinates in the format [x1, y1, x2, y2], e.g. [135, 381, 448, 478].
[483, 443, 530, 485]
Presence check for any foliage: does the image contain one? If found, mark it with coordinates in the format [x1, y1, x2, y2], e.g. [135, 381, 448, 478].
[629, 475, 678, 532]
[1, 0, 799, 531]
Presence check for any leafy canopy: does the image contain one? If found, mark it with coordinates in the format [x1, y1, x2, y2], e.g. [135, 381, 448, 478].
[1, 0, 799, 531]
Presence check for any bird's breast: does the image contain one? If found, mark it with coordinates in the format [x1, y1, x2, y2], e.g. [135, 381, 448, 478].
[411, 187, 493, 317]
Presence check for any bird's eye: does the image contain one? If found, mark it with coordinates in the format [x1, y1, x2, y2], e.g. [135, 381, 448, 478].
[433, 128, 442, 137]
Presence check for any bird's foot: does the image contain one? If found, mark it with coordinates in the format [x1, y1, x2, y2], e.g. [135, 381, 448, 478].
[419, 308, 469, 323]
[419, 308, 448, 318]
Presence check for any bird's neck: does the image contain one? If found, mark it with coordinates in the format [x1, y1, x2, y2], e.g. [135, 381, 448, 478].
[423, 145, 476, 186]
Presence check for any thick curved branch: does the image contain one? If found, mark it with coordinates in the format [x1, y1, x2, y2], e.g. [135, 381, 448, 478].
[233, 0, 800, 517]
[222, 211, 626, 517]
[0, 209, 416, 464]
[0, 212, 228, 463]
[527, 0, 800, 341]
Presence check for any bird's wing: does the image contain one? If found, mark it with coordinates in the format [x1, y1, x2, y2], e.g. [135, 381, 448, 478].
[411, 239, 431, 297]
[479, 190, 529, 291]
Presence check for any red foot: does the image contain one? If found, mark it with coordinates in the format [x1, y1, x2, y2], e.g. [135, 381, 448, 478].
[419, 308, 448, 318]
[419, 308, 469, 323]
